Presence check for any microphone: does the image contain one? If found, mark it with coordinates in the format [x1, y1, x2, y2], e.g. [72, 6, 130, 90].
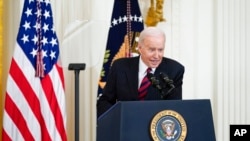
[147, 73, 162, 90]
[159, 72, 175, 89]
[159, 72, 175, 99]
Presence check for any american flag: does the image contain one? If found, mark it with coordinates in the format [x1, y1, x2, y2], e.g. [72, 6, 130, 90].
[2, 0, 67, 141]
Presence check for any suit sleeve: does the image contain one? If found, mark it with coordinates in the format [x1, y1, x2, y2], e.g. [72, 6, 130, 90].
[165, 64, 185, 100]
[97, 60, 119, 118]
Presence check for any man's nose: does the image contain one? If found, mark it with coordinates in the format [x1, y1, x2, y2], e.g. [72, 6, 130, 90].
[153, 51, 160, 58]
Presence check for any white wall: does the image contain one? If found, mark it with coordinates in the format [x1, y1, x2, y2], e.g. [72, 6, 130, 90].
[3, 0, 250, 141]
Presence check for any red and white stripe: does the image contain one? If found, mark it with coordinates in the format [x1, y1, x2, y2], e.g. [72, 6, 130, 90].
[2, 43, 67, 141]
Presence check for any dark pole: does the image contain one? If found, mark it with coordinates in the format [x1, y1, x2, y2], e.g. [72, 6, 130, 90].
[68, 63, 86, 141]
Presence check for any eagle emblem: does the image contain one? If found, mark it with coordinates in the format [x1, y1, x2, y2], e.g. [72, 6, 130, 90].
[150, 110, 187, 141]
[161, 119, 178, 140]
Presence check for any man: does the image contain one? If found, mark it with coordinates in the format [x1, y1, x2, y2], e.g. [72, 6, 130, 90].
[97, 27, 185, 117]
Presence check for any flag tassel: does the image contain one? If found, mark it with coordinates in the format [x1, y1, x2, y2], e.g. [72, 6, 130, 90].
[35, 51, 44, 77]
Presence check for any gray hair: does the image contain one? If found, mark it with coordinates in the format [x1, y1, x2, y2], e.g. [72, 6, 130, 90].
[138, 27, 166, 44]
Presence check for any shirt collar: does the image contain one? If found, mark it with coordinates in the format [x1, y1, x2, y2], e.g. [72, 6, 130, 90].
[139, 56, 156, 73]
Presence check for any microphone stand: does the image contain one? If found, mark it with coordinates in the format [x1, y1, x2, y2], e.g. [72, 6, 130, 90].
[68, 63, 86, 141]
[160, 86, 174, 99]
[148, 72, 175, 99]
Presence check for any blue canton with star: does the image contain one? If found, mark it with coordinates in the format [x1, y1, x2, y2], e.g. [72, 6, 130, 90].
[17, 0, 59, 75]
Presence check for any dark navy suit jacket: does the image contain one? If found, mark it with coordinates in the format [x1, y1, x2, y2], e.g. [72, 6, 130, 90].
[97, 56, 185, 117]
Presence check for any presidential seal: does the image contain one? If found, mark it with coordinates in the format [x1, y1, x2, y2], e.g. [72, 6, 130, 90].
[150, 110, 187, 141]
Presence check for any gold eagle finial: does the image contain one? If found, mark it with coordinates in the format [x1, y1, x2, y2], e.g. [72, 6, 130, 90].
[145, 0, 166, 26]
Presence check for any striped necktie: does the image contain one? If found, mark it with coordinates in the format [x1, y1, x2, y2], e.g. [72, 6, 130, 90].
[138, 68, 152, 100]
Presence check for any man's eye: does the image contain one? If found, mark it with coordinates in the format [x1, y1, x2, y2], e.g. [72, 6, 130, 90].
[159, 49, 163, 52]
[149, 48, 154, 52]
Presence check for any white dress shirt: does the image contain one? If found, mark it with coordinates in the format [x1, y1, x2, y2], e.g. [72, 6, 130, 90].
[138, 57, 155, 88]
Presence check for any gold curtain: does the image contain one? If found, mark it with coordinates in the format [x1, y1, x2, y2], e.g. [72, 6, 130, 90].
[0, 0, 2, 93]
[0, 0, 3, 140]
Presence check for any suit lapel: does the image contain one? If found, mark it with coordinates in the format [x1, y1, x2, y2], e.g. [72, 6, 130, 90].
[126, 57, 139, 97]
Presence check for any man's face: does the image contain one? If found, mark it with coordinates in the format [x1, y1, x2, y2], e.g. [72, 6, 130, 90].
[138, 35, 165, 68]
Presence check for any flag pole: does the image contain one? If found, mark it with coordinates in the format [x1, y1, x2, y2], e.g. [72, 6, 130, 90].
[68, 63, 86, 141]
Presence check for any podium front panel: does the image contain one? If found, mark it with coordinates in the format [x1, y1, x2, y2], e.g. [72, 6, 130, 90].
[97, 99, 216, 141]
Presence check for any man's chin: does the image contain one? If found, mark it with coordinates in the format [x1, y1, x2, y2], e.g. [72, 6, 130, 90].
[150, 63, 160, 68]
